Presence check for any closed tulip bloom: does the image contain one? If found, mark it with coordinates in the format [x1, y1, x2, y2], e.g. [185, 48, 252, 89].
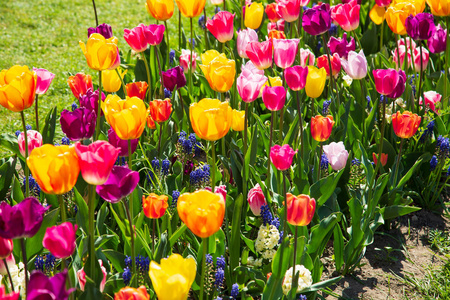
[124, 24, 165, 52]
[200, 55, 236, 93]
[386, 2, 417, 35]
[311, 115, 335, 142]
[102, 68, 127, 93]
[115, 286, 149, 300]
[268, 30, 287, 39]
[102, 95, 148, 139]
[373, 69, 404, 96]
[96, 166, 140, 203]
[276, 0, 301, 22]
[286, 193, 316, 226]
[340, 50, 367, 79]
[68, 73, 93, 99]
[145, 24, 166, 46]
[0, 237, 13, 260]
[206, 11, 235, 43]
[149, 254, 196, 300]
[317, 53, 341, 78]
[426, 0, 450, 16]
[126, 81, 148, 100]
[327, 32, 356, 59]
[108, 128, 138, 157]
[247, 184, 267, 216]
[0, 254, 15, 276]
[369, 4, 386, 25]
[33, 68, 55, 95]
[237, 67, 268, 103]
[88, 23, 113, 39]
[245, 2, 264, 29]
[302, 3, 332, 36]
[392, 45, 412, 70]
[305, 66, 327, 98]
[18, 130, 43, 157]
[231, 109, 245, 131]
[143, 193, 169, 219]
[176, 0, 206, 17]
[0, 197, 48, 239]
[270, 144, 297, 171]
[180, 49, 198, 73]
[78, 260, 107, 292]
[262, 86, 286, 111]
[79, 33, 119, 71]
[147, 114, 157, 129]
[246, 39, 273, 70]
[148, 98, 173, 123]
[237, 29, 259, 58]
[214, 185, 227, 202]
[60, 108, 96, 141]
[43, 222, 77, 259]
[0, 285, 19, 300]
[177, 190, 225, 238]
[162, 66, 187, 91]
[190, 98, 232, 141]
[273, 38, 300, 69]
[420, 90, 441, 113]
[428, 24, 447, 53]
[413, 46, 430, 71]
[260, 76, 283, 97]
[285, 66, 308, 91]
[299, 48, 315, 67]
[75, 141, 119, 185]
[373, 152, 388, 167]
[27, 270, 72, 300]
[331, 0, 360, 32]
[323, 142, 349, 171]
[79, 88, 106, 115]
[392, 111, 421, 138]
[376, 0, 391, 6]
[28, 145, 80, 195]
[405, 13, 435, 40]
[266, 3, 281, 22]
[387, 70, 406, 99]
[146, 0, 174, 21]
[0, 65, 37, 112]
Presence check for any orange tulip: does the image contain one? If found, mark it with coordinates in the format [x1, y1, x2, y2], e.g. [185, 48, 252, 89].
[200, 51, 236, 93]
[147, 114, 157, 129]
[126, 82, 148, 100]
[67, 73, 93, 99]
[143, 193, 169, 219]
[385, 2, 418, 35]
[148, 98, 173, 123]
[286, 193, 316, 226]
[0, 65, 37, 112]
[426, 0, 450, 16]
[268, 30, 286, 39]
[146, 0, 174, 21]
[177, 190, 225, 238]
[392, 110, 421, 138]
[175, 0, 206, 18]
[373, 153, 388, 167]
[310, 115, 335, 142]
[114, 286, 150, 300]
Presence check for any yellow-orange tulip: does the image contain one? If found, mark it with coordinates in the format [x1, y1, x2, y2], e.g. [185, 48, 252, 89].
[79, 33, 119, 71]
[392, 110, 421, 139]
[102, 68, 127, 93]
[148, 98, 173, 123]
[305, 66, 327, 99]
[286, 193, 316, 226]
[177, 189, 225, 238]
[146, 0, 174, 21]
[200, 53, 235, 93]
[102, 95, 148, 140]
[149, 254, 196, 300]
[143, 193, 169, 219]
[27, 145, 80, 195]
[231, 109, 245, 131]
[175, 0, 206, 18]
[114, 286, 149, 300]
[385, 2, 417, 35]
[426, 0, 450, 16]
[0, 65, 37, 112]
[245, 2, 264, 29]
[200, 49, 227, 65]
[391, 0, 425, 13]
[190, 98, 232, 141]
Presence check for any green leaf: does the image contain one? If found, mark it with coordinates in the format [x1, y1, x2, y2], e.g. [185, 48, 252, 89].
[230, 194, 243, 277]
[301, 276, 342, 293]
[381, 205, 421, 220]
[26, 208, 59, 259]
[307, 212, 342, 260]
[333, 226, 344, 272]
[0, 133, 20, 156]
[73, 187, 89, 233]
[310, 169, 344, 207]
[0, 158, 16, 200]
[41, 106, 57, 144]
[396, 153, 431, 189]
[169, 223, 187, 248]
[103, 250, 126, 273]
[11, 176, 24, 203]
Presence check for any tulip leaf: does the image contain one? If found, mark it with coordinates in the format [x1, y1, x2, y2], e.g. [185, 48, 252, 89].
[0, 133, 20, 157]
[73, 187, 89, 233]
[395, 153, 431, 189]
[169, 223, 187, 248]
[381, 205, 421, 221]
[0, 158, 16, 201]
[333, 226, 344, 273]
[102, 249, 126, 273]
[310, 169, 344, 207]
[154, 232, 168, 263]
[307, 212, 342, 261]
[360, 25, 378, 55]
[26, 207, 59, 260]
[11, 175, 24, 203]
[41, 106, 57, 144]
[230, 193, 243, 279]
[301, 276, 342, 293]
[358, 140, 374, 185]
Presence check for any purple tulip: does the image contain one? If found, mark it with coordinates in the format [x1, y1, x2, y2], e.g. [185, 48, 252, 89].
[327, 32, 356, 59]
[27, 270, 74, 300]
[161, 66, 187, 92]
[88, 23, 113, 39]
[60, 108, 96, 141]
[387, 70, 406, 99]
[0, 197, 48, 239]
[79, 88, 106, 115]
[405, 13, 435, 41]
[108, 128, 138, 157]
[302, 3, 331, 36]
[96, 166, 140, 203]
[428, 24, 447, 54]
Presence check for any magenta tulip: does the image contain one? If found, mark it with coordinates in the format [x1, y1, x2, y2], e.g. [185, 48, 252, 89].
[108, 128, 138, 157]
[124, 24, 165, 52]
[428, 24, 447, 54]
[206, 11, 235, 43]
[302, 3, 331, 36]
[60, 108, 96, 141]
[285, 66, 308, 91]
[387, 70, 406, 99]
[18, 130, 42, 157]
[214, 185, 227, 202]
[392, 45, 412, 70]
[262, 86, 286, 111]
[27, 270, 73, 300]
[331, 0, 360, 32]
[405, 13, 435, 41]
[43, 222, 77, 259]
[245, 39, 273, 70]
[276, 0, 301, 22]
[327, 32, 355, 59]
[145, 24, 165, 46]
[373, 69, 405, 96]
[270, 144, 297, 171]
[299, 48, 315, 67]
[375, 0, 391, 7]
[96, 166, 140, 203]
[88, 23, 113, 39]
[79, 88, 106, 115]
[247, 184, 267, 216]
[340, 50, 367, 80]
[237, 29, 258, 58]
[33, 68, 55, 95]
[273, 38, 300, 69]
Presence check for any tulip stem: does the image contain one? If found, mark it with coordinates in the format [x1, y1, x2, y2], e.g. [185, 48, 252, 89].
[243, 102, 249, 200]
[115, 68, 126, 93]
[152, 219, 156, 253]
[317, 143, 322, 180]
[164, 20, 170, 64]
[416, 40, 423, 114]
[210, 141, 216, 190]
[297, 91, 304, 160]
[91, 0, 98, 27]
[359, 79, 366, 142]
[3, 258, 14, 292]
[123, 200, 137, 287]
[142, 54, 152, 103]
[155, 46, 165, 97]
[189, 17, 194, 99]
[88, 184, 97, 283]
[445, 17, 449, 110]
[58, 194, 66, 223]
[267, 111, 275, 177]
[95, 71, 103, 140]
[20, 238, 28, 294]
[392, 139, 404, 188]
[203, 9, 209, 50]
[298, 8, 303, 54]
[282, 171, 288, 236]
[322, 33, 336, 111]
[158, 122, 164, 156]
[291, 226, 299, 300]
[179, 10, 182, 50]
[279, 106, 284, 144]
[380, 19, 385, 54]
[199, 237, 207, 300]
[34, 94, 39, 132]
[20, 111, 30, 198]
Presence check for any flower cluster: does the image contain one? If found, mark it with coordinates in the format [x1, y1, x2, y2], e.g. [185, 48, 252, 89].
[255, 224, 280, 261]
[282, 265, 313, 296]
[189, 164, 211, 188]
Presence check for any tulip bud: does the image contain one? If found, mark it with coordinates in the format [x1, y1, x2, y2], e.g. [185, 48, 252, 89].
[270, 144, 297, 171]
[18, 130, 43, 157]
[247, 184, 267, 216]
[286, 194, 316, 226]
[0, 237, 13, 260]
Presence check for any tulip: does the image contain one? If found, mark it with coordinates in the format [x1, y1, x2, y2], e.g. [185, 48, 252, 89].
[266, 3, 281, 22]
[43, 222, 77, 259]
[237, 66, 268, 103]
[331, 0, 360, 32]
[373, 153, 388, 167]
[177, 189, 225, 238]
[299, 48, 315, 67]
[376, 0, 391, 6]
[426, 0, 450, 16]
[102, 95, 148, 140]
[148, 98, 173, 123]
[146, 0, 174, 21]
[392, 45, 412, 70]
[102, 68, 127, 93]
[323, 142, 348, 171]
[79, 33, 119, 71]
[143, 193, 169, 219]
[126, 82, 148, 100]
[369, 4, 387, 25]
[108, 128, 138, 157]
[88, 23, 113, 38]
[311, 115, 334, 142]
[115, 286, 149, 300]
[305, 66, 327, 98]
[179, 49, 197, 73]
[302, 3, 331, 36]
[200, 54, 236, 93]
[245, 2, 264, 29]
[147, 114, 157, 129]
[0, 285, 18, 300]
[245, 39, 273, 70]
[161, 66, 187, 92]
[0, 254, 15, 276]
[428, 24, 447, 53]
[285, 66, 308, 91]
[18, 130, 42, 157]
[0, 237, 13, 259]
[276, 0, 301, 22]
[78, 260, 107, 292]
[60, 108, 96, 141]
[211, 0, 223, 5]
[268, 30, 286, 40]
[241, 60, 265, 77]
[317, 53, 341, 78]
[327, 32, 356, 59]
[75, 141, 119, 185]
[78, 88, 106, 115]
[392, 110, 421, 138]
[247, 184, 267, 216]
[175, 0, 206, 17]
[262, 86, 286, 111]
[124, 24, 165, 52]
[268, 19, 286, 32]
[405, 13, 435, 40]
[413, 46, 430, 72]
[96, 166, 140, 203]
[33, 68, 55, 95]
[373, 68, 404, 96]
[149, 254, 196, 300]
[385, 2, 417, 35]
[0, 65, 36, 112]
[68, 73, 93, 99]
[387, 70, 406, 99]
[286, 193, 316, 226]
[273, 38, 300, 69]
[420, 90, 441, 113]
[340, 50, 367, 80]
[28, 145, 80, 195]
[231, 109, 245, 131]
[270, 144, 297, 171]
[260, 76, 284, 97]
[214, 185, 227, 202]
[206, 11, 235, 43]
[190, 98, 232, 141]
[237, 29, 259, 58]
[0, 197, 48, 239]
[27, 270, 73, 300]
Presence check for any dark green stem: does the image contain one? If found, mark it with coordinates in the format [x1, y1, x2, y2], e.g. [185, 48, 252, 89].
[115, 68, 126, 92]
[445, 17, 449, 109]
[88, 184, 97, 282]
[291, 226, 299, 300]
[317, 143, 322, 180]
[34, 94, 39, 132]
[20, 238, 28, 294]
[123, 199, 137, 287]
[199, 238, 208, 300]
[189, 17, 194, 98]
[58, 194, 66, 223]
[92, 0, 99, 27]
[164, 20, 170, 65]
[297, 91, 304, 160]
[152, 218, 156, 253]
[142, 54, 152, 103]
[95, 71, 103, 140]
[282, 171, 288, 236]
[267, 111, 275, 176]
[179, 10, 182, 50]
[416, 40, 423, 114]
[155, 46, 165, 96]
[203, 8, 209, 50]
[210, 141, 216, 190]
[3, 258, 14, 292]
[158, 122, 164, 156]
[279, 106, 284, 144]
[392, 139, 404, 187]
[20, 111, 29, 197]
[243, 102, 249, 198]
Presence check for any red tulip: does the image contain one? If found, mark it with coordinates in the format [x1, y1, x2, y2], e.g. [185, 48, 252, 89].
[392, 111, 421, 139]
[276, 0, 301, 22]
[126, 82, 148, 100]
[317, 53, 341, 78]
[286, 193, 316, 226]
[43, 222, 78, 259]
[266, 3, 281, 22]
[206, 11, 235, 43]
[373, 153, 388, 167]
[67, 73, 93, 99]
[124, 24, 165, 52]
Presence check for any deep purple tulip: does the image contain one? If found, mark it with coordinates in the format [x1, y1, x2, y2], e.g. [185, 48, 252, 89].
[428, 24, 447, 54]
[405, 13, 435, 41]
[161, 66, 187, 92]
[0, 197, 48, 239]
[302, 3, 331, 36]
[108, 128, 138, 157]
[327, 32, 356, 59]
[88, 23, 113, 39]
[27, 270, 74, 300]
[60, 108, 96, 141]
[96, 166, 140, 203]
[387, 70, 406, 99]
[79, 88, 106, 115]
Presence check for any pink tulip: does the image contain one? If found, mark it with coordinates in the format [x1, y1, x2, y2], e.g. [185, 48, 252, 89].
[270, 144, 297, 171]
[237, 29, 259, 58]
[262, 86, 286, 111]
[375, 0, 391, 7]
[247, 184, 267, 216]
[42, 222, 77, 259]
[268, 19, 286, 32]
[180, 49, 197, 74]
[18, 130, 43, 157]
[413, 47, 429, 72]
[372, 69, 402, 96]
[0, 237, 13, 260]
[75, 140, 119, 185]
[206, 11, 235, 43]
[124, 24, 165, 52]
[299, 48, 315, 67]
[78, 260, 107, 292]
[0, 253, 15, 276]
[420, 91, 441, 113]
[241, 61, 265, 77]
[245, 39, 273, 70]
[273, 38, 300, 69]
[392, 45, 412, 70]
[323, 142, 348, 171]
[276, 0, 301, 22]
[211, 0, 223, 5]
[285, 65, 308, 91]
[331, 0, 360, 32]
[144, 24, 165, 46]
[237, 66, 268, 103]
[33, 68, 55, 95]
[398, 37, 416, 51]
[214, 185, 227, 202]
[340, 50, 367, 79]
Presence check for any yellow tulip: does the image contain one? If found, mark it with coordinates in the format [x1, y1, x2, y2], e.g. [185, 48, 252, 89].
[0, 65, 37, 112]
[305, 66, 326, 99]
[190, 98, 232, 141]
[102, 69, 127, 93]
[245, 2, 264, 29]
[175, 0, 206, 18]
[231, 109, 245, 131]
[392, 0, 425, 13]
[260, 76, 283, 96]
[426, 0, 450, 16]
[79, 33, 119, 71]
[369, 5, 386, 25]
[146, 0, 174, 21]
[102, 95, 148, 140]
[201, 50, 227, 65]
[385, 2, 417, 35]
[200, 53, 235, 93]
[149, 254, 196, 300]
